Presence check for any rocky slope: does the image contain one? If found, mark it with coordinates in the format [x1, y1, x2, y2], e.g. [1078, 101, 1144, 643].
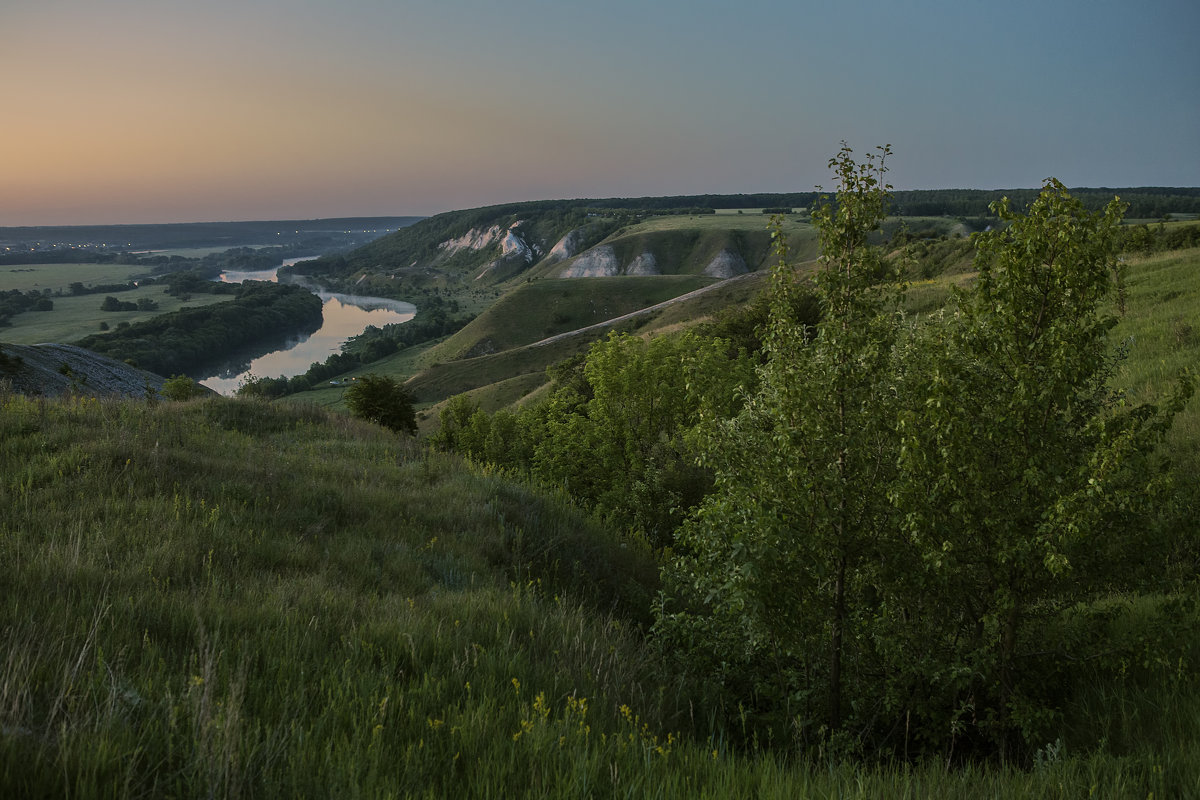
[0, 342, 175, 399]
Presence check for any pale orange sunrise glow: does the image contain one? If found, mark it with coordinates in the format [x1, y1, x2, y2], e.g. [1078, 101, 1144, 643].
[3, 0, 1197, 225]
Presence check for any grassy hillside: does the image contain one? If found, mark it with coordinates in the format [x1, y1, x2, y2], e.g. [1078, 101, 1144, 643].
[3, 388, 1198, 797]
[0, 394, 662, 797]
[1112, 246, 1200, 475]
[427, 276, 712, 361]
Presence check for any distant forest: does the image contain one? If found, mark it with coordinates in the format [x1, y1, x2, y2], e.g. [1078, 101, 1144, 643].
[582, 187, 1200, 218]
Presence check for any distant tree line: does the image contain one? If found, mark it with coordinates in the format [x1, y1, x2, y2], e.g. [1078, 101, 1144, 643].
[158, 269, 241, 298]
[396, 188, 1200, 220]
[0, 242, 314, 274]
[1120, 219, 1200, 253]
[68, 280, 139, 297]
[100, 295, 158, 313]
[76, 283, 322, 377]
[892, 187, 1200, 218]
[0, 289, 55, 326]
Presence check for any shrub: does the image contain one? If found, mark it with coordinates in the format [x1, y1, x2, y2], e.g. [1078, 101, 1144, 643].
[160, 374, 207, 401]
[344, 373, 417, 435]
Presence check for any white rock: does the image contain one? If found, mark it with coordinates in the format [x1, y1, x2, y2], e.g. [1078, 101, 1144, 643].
[704, 250, 748, 279]
[561, 245, 620, 277]
[625, 251, 660, 275]
[545, 228, 586, 263]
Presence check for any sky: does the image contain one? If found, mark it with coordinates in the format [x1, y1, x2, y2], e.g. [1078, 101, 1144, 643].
[3, 0, 1198, 225]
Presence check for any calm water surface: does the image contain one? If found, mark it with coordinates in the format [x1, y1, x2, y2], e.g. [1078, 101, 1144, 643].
[198, 259, 415, 394]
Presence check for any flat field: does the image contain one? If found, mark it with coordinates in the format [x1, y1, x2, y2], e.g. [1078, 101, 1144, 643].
[624, 213, 814, 236]
[0, 262, 150, 292]
[2, 288, 232, 345]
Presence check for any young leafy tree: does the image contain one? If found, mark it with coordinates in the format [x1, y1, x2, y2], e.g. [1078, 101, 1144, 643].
[159, 374, 207, 401]
[533, 330, 753, 546]
[888, 180, 1194, 755]
[429, 393, 482, 452]
[344, 373, 417, 436]
[657, 144, 903, 740]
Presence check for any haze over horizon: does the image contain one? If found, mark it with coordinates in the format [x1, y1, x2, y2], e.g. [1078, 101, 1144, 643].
[4, 0, 1198, 227]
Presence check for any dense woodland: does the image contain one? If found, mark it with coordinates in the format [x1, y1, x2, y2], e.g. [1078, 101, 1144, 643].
[75, 282, 322, 377]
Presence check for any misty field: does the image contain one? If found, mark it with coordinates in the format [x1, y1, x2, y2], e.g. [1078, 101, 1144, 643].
[0, 262, 149, 293]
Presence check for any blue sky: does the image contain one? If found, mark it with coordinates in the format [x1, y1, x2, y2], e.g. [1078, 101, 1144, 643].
[2, 0, 1197, 224]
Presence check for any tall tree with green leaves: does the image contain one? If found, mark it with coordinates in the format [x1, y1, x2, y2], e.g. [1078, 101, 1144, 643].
[657, 144, 904, 739]
[888, 179, 1194, 754]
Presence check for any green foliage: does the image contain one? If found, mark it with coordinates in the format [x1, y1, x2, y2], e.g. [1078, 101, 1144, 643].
[1120, 220, 1200, 255]
[657, 153, 1196, 761]
[344, 373, 418, 435]
[887, 180, 1195, 754]
[434, 329, 754, 547]
[659, 143, 903, 745]
[100, 295, 137, 312]
[533, 331, 753, 545]
[159, 374, 207, 401]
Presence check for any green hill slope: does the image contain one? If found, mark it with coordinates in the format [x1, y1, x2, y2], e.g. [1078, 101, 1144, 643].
[5, 347, 1199, 797]
[0, 394, 664, 796]
[427, 276, 713, 361]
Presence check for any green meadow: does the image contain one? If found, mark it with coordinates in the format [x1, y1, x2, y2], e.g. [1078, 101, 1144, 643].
[2, 390, 1197, 798]
[0, 262, 149, 293]
[1, 289, 232, 345]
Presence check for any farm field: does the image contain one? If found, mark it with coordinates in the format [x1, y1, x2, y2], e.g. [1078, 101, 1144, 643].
[623, 211, 816, 236]
[0, 262, 150, 293]
[1, 289, 232, 345]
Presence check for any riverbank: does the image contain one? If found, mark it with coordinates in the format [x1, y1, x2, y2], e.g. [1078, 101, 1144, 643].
[198, 263, 415, 394]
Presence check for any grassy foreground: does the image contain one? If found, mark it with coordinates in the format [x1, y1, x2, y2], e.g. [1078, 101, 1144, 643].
[1, 392, 1197, 798]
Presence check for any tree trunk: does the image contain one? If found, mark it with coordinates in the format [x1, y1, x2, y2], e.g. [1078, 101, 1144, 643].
[830, 552, 847, 731]
[997, 598, 1020, 762]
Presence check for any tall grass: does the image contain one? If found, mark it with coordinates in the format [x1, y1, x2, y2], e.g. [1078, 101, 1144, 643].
[1113, 247, 1200, 467]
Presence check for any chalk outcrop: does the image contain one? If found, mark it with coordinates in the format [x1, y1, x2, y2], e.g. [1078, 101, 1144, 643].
[625, 251, 660, 276]
[439, 225, 506, 255]
[560, 245, 620, 277]
[452, 221, 541, 281]
[704, 250, 749, 279]
[545, 228, 587, 264]
[501, 228, 537, 263]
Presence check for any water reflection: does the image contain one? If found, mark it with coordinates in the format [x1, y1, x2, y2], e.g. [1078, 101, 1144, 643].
[197, 262, 415, 395]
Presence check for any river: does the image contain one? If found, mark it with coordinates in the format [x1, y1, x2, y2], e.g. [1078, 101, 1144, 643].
[197, 257, 416, 395]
